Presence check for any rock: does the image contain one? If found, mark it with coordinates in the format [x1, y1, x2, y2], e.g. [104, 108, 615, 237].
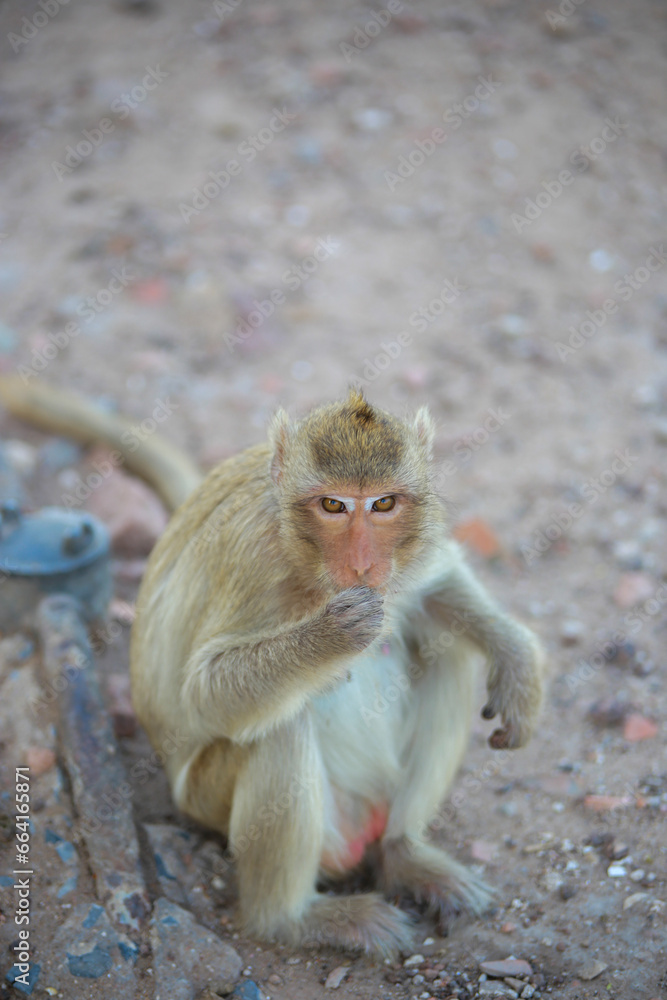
[607, 864, 627, 877]
[623, 892, 649, 910]
[45, 903, 138, 993]
[404, 954, 425, 967]
[453, 518, 501, 558]
[560, 619, 584, 645]
[603, 840, 629, 860]
[613, 573, 656, 609]
[0, 633, 35, 665]
[85, 464, 168, 556]
[106, 673, 136, 738]
[579, 959, 608, 980]
[583, 795, 633, 812]
[109, 599, 136, 624]
[324, 965, 350, 989]
[470, 839, 498, 863]
[25, 746, 56, 776]
[112, 557, 149, 581]
[623, 713, 658, 742]
[478, 983, 518, 997]
[630, 869, 645, 881]
[5, 963, 41, 995]
[613, 540, 644, 571]
[231, 983, 261, 1000]
[559, 883, 577, 900]
[144, 824, 200, 908]
[480, 958, 533, 978]
[3, 439, 37, 475]
[151, 898, 242, 1000]
[587, 697, 630, 727]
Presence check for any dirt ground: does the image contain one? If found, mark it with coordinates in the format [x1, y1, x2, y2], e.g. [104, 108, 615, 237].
[0, 0, 666, 998]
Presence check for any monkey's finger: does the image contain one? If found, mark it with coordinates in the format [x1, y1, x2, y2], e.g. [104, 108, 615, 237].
[488, 725, 518, 750]
[481, 704, 497, 720]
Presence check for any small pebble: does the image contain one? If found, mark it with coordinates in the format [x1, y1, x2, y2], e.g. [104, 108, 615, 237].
[607, 863, 627, 877]
[603, 839, 629, 861]
[623, 892, 648, 910]
[589, 249, 614, 272]
[324, 966, 349, 989]
[630, 869, 645, 881]
[4, 440, 37, 474]
[26, 747, 56, 776]
[614, 572, 656, 609]
[404, 954, 425, 967]
[623, 713, 658, 742]
[579, 959, 608, 980]
[480, 959, 533, 978]
[560, 619, 584, 645]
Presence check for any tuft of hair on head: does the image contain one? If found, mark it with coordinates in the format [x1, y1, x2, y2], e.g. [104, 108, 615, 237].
[343, 387, 376, 426]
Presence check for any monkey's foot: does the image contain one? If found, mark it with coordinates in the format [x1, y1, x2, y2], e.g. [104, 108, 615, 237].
[380, 836, 493, 931]
[297, 892, 414, 958]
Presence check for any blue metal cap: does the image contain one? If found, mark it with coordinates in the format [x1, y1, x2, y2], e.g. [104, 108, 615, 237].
[0, 506, 110, 576]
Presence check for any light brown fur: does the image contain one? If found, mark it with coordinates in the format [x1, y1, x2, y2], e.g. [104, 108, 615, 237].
[130, 391, 544, 956]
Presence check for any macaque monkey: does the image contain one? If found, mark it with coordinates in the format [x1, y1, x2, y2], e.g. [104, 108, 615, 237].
[130, 390, 544, 956]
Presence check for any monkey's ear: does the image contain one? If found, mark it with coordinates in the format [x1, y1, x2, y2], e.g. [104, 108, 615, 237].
[268, 408, 292, 485]
[414, 407, 434, 460]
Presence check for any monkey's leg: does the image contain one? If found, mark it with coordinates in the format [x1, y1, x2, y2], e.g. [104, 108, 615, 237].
[380, 644, 492, 925]
[228, 710, 413, 956]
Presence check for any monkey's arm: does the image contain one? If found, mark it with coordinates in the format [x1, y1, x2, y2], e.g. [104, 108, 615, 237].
[182, 586, 383, 743]
[421, 553, 544, 749]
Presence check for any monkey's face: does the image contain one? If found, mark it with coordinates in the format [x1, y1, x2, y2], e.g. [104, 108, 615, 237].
[270, 391, 439, 593]
[294, 487, 423, 592]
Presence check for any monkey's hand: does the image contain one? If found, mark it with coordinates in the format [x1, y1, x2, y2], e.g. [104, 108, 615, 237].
[321, 586, 384, 653]
[481, 628, 544, 750]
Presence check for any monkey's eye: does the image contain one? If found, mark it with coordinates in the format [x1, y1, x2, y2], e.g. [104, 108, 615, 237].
[321, 498, 346, 513]
[372, 496, 396, 512]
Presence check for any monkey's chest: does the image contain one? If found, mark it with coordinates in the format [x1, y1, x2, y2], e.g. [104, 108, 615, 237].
[313, 640, 410, 800]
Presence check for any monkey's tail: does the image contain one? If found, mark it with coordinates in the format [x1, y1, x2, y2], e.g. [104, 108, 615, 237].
[0, 375, 203, 512]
